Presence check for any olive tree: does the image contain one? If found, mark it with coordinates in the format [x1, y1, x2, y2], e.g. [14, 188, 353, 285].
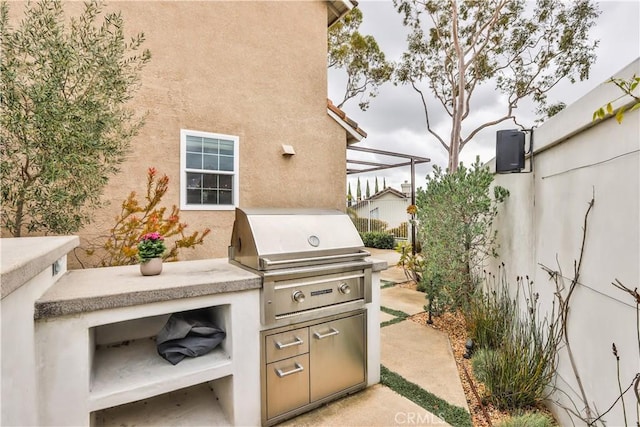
[0, 0, 150, 236]
[394, 0, 600, 172]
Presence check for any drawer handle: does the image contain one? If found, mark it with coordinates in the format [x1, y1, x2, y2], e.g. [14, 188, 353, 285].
[275, 336, 303, 349]
[313, 328, 340, 339]
[275, 362, 304, 378]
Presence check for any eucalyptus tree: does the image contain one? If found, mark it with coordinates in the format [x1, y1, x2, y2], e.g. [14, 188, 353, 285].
[394, 0, 600, 172]
[328, 8, 394, 111]
[0, 0, 150, 236]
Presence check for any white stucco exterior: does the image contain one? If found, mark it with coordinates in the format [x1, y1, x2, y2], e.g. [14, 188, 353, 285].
[1, 236, 383, 426]
[1, 236, 78, 426]
[352, 188, 410, 232]
[487, 58, 640, 426]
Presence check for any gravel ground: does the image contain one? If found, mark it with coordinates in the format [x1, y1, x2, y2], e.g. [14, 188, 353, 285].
[394, 279, 552, 426]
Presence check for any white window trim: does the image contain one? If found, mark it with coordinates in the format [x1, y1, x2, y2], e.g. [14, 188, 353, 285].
[180, 129, 239, 211]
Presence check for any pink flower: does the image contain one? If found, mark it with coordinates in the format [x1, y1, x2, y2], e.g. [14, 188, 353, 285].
[140, 231, 163, 241]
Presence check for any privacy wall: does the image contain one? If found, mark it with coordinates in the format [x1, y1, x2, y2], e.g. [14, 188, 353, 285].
[487, 58, 639, 426]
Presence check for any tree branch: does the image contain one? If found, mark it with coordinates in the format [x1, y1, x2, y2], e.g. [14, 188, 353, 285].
[411, 81, 450, 152]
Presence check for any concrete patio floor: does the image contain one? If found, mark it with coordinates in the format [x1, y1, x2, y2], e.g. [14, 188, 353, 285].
[278, 249, 469, 427]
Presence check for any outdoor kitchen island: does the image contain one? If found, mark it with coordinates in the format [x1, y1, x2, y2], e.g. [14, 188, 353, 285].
[30, 252, 384, 426]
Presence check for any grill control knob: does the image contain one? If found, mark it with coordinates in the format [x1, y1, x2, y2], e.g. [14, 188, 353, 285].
[338, 282, 351, 295]
[292, 290, 306, 303]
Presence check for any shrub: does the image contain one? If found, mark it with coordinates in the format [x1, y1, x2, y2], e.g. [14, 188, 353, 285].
[395, 241, 423, 283]
[468, 277, 561, 409]
[466, 269, 517, 349]
[360, 231, 395, 249]
[84, 167, 210, 266]
[416, 158, 509, 311]
[470, 347, 495, 385]
[497, 412, 555, 427]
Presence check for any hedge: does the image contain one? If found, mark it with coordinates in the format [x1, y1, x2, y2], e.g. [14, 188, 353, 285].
[360, 231, 395, 249]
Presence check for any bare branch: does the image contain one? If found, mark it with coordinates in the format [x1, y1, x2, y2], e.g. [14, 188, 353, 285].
[411, 81, 450, 152]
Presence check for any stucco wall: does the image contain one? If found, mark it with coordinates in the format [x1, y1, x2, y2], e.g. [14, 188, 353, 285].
[6, 1, 348, 264]
[487, 58, 640, 426]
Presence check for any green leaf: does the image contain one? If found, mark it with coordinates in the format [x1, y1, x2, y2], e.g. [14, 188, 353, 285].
[606, 102, 613, 115]
[615, 106, 626, 124]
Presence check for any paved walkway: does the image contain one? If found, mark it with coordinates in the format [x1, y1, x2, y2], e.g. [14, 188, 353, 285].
[279, 249, 469, 426]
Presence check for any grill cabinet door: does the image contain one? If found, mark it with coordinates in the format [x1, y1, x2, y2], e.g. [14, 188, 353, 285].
[266, 354, 310, 419]
[309, 313, 365, 402]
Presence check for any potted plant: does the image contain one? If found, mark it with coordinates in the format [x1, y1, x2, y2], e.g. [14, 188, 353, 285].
[137, 232, 166, 276]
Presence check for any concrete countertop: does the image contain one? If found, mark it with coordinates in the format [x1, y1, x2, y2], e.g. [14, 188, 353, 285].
[1, 236, 79, 300]
[35, 258, 261, 320]
[366, 257, 388, 273]
[35, 256, 387, 320]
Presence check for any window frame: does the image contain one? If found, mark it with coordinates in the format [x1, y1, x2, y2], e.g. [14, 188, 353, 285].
[180, 129, 239, 211]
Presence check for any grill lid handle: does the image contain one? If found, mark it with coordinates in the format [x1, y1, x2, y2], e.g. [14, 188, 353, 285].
[260, 250, 370, 269]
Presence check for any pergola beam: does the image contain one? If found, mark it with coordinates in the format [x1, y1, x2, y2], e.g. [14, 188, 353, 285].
[345, 145, 432, 255]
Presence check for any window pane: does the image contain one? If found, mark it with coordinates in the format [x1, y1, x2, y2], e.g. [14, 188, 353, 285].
[186, 153, 202, 169]
[219, 140, 234, 156]
[186, 136, 202, 153]
[187, 189, 201, 204]
[219, 190, 232, 205]
[203, 189, 218, 204]
[203, 138, 219, 154]
[186, 172, 202, 188]
[219, 156, 233, 171]
[203, 154, 219, 171]
[203, 173, 218, 189]
[183, 132, 237, 208]
[219, 175, 232, 189]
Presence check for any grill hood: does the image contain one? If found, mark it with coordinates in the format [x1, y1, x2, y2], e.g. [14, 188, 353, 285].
[229, 208, 368, 271]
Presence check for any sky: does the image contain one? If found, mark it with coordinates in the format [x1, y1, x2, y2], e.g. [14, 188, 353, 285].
[330, 0, 640, 195]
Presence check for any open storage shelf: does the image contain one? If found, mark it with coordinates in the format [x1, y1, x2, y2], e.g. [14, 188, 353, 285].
[93, 382, 230, 426]
[89, 305, 231, 416]
[89, 337, 231, 411]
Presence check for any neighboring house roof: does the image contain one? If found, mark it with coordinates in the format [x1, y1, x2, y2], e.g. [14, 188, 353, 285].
[327, 98, 367, 144]
[350, 187, 407, 209]
[327, 0, 357, 27]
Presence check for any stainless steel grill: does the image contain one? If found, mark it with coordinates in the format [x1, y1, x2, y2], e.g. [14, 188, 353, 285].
[228, 208, 372, 426]
[228, 208, 372, 327]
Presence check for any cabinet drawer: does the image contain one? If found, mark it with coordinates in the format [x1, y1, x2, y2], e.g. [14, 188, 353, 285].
[266, 354, 310, 419]
[265, 327, 309, 363]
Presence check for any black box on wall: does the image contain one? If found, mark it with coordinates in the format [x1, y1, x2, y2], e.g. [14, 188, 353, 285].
[496, 130, 525, 173]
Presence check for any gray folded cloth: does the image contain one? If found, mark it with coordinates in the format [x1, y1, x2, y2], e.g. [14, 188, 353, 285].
[156, 309, 226, 365]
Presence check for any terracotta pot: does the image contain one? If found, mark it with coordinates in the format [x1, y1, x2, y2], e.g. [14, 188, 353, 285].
[140, 257, 163, 276]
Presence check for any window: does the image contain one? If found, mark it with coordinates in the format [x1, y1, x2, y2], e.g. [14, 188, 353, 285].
[180, 129, 239, 210]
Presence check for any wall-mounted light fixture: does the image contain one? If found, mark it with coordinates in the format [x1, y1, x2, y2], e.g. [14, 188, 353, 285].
[281, 144, 296, 157]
